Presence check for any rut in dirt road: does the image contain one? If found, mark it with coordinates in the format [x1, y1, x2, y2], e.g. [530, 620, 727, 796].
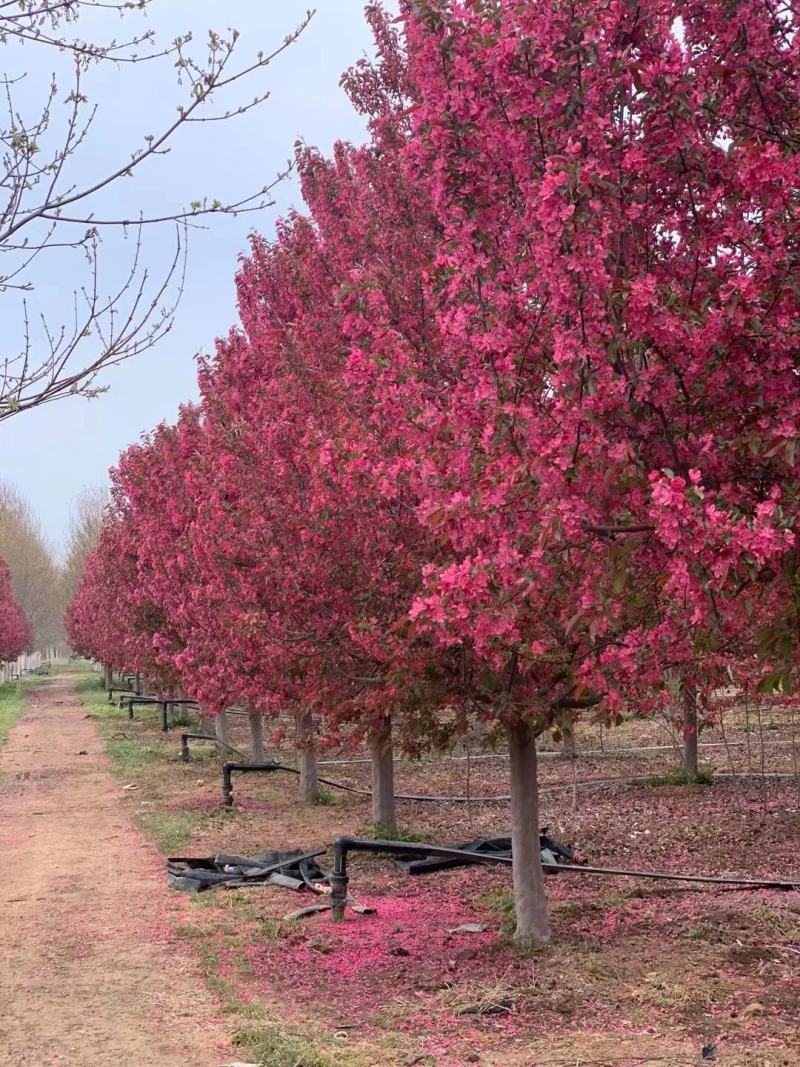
[0, 674, 233, 1067]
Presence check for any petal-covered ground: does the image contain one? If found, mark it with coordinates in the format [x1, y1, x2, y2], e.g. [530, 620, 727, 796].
[80, 675, 800, 1066]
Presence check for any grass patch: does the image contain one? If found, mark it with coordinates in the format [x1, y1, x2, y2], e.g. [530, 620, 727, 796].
[235, 1022, 337, 1067]
[75, 676, 125, 723]
[0, 678, 33, 748]
[61, 658, 94, 674]
[751, 903, 800, 942]
[76, 678, 168, 773]
[106, 736, 161, 771]
[169, 706, 197, 728]
[73, 672, 109, 697]
[440, 975, 519, 1018]
[137, 810, 203, 852]
[85, 701, 128, 727]
[483, 885, 515, 934]
[362, 823, 430, 843]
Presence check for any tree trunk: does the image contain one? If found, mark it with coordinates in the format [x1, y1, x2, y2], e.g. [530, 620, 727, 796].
[560, 712, 577, 759]
[295, 707, 319, 803]
[370, 716, 396, 834]
[214, 708, 230, 749]
[103, 663, 113, 690]
[248, 705, 266, 763]
[683, 685, 699, 779]
[508, 720, 550, 949]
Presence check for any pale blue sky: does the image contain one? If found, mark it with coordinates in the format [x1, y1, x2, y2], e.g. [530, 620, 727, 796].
[1, 1, 394, 555]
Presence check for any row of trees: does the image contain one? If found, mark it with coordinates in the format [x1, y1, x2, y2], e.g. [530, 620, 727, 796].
[0, 483, 106, 650]
[0, 0, 300, 650]
[0, 559, 30, 663]
[0, 484, 65, 647]
[67, 1, 800, 947]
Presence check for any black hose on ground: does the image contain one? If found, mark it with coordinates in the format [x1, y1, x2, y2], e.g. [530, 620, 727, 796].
[328, 836, 800, 920]
[181, 733, 246, 763]
[220, 760, 516, 808]
[220, 761, 800, 808]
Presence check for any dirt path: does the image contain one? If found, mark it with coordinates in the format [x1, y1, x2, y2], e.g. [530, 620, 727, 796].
[0, 674, 234, 1067]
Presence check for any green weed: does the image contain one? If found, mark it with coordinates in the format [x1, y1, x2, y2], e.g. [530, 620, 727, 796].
[106, 737, 160, 770]
[0, 679, 32, 748]
[363, 823, 430, 843]
[169, 706, 196, 728]
[483, 885, 515, 934]
[136, 810, 202, 852]
[235, 1023, 336, 1067]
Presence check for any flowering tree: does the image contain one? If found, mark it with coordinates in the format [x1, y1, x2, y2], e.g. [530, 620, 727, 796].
[67, 0, 800, 949]
[110, 410, 262, 748]
[349, 0, 800, 946]
[65, 516, 147, 681]
[160, 13, 477, 823]
[0, 558, 31, 663]
[191, 180, 442, 817]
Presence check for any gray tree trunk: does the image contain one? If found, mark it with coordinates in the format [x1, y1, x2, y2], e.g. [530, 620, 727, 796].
[295, 707, 319, 804]
[683, 685, 699, 779]
[214, 708, 230, 748]
[103, 663, 113, 690]
[508, 720, 550, 949]
[248, 706, 266, 763]
[560, 712, 577, 759]
[370, 717, 396, 833]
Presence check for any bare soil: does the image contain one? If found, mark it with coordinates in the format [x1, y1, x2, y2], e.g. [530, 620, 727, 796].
[0, 674, 233, 1067]
[49, 671, 800, 1067]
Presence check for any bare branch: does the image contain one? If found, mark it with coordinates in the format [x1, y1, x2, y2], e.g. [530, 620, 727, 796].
[0, 3, 315, 417]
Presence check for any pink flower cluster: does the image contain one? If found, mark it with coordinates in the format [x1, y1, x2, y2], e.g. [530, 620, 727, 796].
[67, 0, 800, 739]
[0, 559, 30, 662]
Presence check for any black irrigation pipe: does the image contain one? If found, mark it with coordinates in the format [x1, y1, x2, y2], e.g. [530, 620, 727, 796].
[108, 685, 136, 703]
[161, 698, 200, 733]
[315, 736, 800, 768]
[534, 770, 799, 794]
[328, 836, 800, 920]
[220, 761, 518, 809]
[120, 694, 163, 720]
[181, 733, 247, 763]
[221, 761, 800, 809]
[118, 694, 200, 731]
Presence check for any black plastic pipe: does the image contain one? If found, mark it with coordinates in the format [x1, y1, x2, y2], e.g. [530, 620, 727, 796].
[220, 759, 800, 811]
[107, 684, 135, 703]
[330, 837, 514, 919]
[119, 693, 159, 709]
[222, 761, 284, 806]
[220, 760, 519, 808]
[328, 836, 800, 921]
[181, 733, 246, 763]
[161, 698, 200, 733]
[120, 694, 162, 720]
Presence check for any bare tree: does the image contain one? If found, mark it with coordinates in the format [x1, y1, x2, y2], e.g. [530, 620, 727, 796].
[0, 482, 62, 644]
[0, 0, 312, 418]
[61, 483, 106, 603]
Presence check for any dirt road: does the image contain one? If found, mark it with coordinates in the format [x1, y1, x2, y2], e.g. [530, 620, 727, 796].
[0, 674, 233, 1067]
